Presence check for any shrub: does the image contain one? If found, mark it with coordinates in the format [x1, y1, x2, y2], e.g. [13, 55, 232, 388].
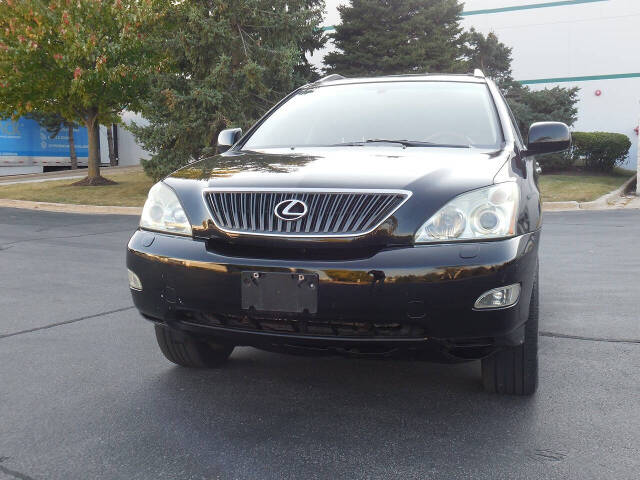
[537, 151, 574, 172]
[571, 132, 631, 172]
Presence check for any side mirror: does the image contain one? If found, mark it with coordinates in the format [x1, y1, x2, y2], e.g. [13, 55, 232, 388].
[217, 128, 242, 153]
[525, 122, 571, 156]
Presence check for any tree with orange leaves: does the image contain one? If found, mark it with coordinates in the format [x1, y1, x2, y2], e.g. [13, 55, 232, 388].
[0, 0, 167, 184]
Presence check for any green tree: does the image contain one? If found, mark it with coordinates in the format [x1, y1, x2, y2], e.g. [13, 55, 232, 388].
[507, 85, 579, 135]
[0, 0, 166, 185]
[465, 28, 514, 88]
[129, 0, 325, 181]
[465, 29, 578, 134]
[324, 0, 466, 76]
[26, 112, 79, 169]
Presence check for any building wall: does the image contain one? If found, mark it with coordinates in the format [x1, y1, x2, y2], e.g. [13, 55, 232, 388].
[316, 0, 640, 168]
[116, 112, 151, 167]
[461, 0, 640, 167]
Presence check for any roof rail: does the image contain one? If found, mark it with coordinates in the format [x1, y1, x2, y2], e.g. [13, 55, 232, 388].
[473, 69, 485, 78]
[315, 74, 346, 83]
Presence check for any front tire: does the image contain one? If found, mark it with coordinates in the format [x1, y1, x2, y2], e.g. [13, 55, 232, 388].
[154, 324, 234, 368]
[481, 271, 539, 395]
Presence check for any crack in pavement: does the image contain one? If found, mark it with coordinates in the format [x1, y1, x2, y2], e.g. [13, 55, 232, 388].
[540, 331, 640, 345]
[530, 449, 568, 462]
[0, 306, 135, 340]
[0, 458, 37, 480]
[0, 228, 134, 249]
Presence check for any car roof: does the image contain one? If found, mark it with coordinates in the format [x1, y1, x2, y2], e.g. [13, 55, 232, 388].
[311, 73, 488, 88]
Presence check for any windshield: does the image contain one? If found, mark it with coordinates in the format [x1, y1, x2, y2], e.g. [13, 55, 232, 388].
[242, 81, 504, 150]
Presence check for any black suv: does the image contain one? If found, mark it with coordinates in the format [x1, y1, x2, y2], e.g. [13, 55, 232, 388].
[127, 71, 570, 395]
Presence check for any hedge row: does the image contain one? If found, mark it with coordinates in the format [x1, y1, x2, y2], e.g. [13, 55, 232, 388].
[537, 131, 632, 172]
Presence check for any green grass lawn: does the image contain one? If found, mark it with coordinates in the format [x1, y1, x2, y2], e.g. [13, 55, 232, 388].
[0, 166, 635, 206]
[538, 168, 635, 203]
[0, 169, 154, 207]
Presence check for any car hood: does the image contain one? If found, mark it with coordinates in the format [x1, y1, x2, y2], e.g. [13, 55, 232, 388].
[165, 147, 511, 243]
[168, 147, 506, 189]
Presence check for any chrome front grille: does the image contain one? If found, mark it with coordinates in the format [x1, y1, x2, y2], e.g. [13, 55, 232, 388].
[204, 189, 410, 237]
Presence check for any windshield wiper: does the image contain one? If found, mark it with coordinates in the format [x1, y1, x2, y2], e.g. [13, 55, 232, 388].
[331, 139, 470, 148]
[367, 139, 471, 148]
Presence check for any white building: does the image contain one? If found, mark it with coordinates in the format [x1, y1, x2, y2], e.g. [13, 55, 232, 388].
[315, 0, 640, 168]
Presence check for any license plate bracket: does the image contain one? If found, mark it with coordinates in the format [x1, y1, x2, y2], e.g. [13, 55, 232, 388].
[241, 271, 318, 314]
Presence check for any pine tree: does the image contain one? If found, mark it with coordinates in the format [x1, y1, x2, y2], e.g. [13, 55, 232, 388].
[324, 0, 466, 76]
[465, 28, 514, 88]
[508, 86, 579, 135]
[130, 0, 326, 181]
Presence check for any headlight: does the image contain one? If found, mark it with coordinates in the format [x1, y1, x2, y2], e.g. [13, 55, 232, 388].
[415, 183, 518, 243]
[140, 182, 192, 235]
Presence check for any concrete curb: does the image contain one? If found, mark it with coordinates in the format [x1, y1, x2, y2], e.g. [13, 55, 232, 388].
[0, 165, 142, 185]
[543, 174, 638, 212]
[0, 198, 142, 215]
[543, 200, 580, 211]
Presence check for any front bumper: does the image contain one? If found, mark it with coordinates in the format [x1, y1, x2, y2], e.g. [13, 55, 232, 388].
[127, 230, 539, 352]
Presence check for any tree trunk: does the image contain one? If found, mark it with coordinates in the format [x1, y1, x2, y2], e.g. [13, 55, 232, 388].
[72, 111, 116, 186]
[107, 124, 117, 166]
[86, 113, 100, 179]
[68, 124, 77, 170]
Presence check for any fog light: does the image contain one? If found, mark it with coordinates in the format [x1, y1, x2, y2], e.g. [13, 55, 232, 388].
[474, 283, 520, 309]
[128, 269, 143, 291]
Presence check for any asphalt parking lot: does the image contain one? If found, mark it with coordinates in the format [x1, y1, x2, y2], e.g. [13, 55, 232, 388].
[1, 207, 638, 480]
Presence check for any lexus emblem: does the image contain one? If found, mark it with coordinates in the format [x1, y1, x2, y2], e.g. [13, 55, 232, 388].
[274, 199, 308, 221]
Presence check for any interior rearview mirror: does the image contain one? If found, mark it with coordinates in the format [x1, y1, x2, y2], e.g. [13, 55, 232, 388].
[525, 122, 571, 156]
[217, 128, 243, 153]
